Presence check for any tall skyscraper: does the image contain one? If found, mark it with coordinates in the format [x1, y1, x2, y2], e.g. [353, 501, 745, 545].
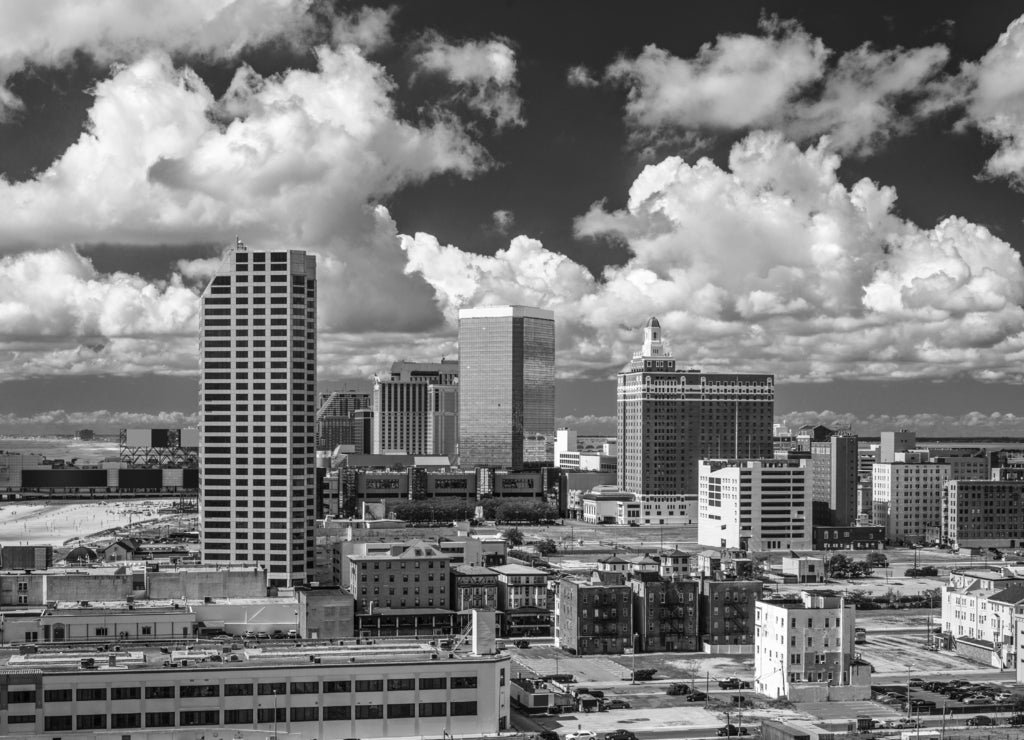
[617, 317, 774, 522]
[810, 433, 859, 526]
[200, 246, 317, 587]
[315, 390, 370, 451]
[372, 360, 459, 456]
[458, 305, 555, 469]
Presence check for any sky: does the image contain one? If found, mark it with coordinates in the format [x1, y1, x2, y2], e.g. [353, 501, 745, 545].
[5, 1, 1024, 436]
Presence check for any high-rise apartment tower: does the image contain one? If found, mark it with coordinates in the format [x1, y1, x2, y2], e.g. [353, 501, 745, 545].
[200, 247, 317, 587]
[458, 306, 555, 469]
[617, 318, 774, 521]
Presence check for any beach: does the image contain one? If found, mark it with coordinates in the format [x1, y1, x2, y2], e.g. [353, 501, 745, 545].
[0, 499, 189, 547]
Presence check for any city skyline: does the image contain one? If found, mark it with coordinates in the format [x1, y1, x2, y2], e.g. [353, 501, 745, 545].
[5, 3, 1024, 436]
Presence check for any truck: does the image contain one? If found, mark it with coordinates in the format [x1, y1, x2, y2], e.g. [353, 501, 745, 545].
[854, 628, 867, 644]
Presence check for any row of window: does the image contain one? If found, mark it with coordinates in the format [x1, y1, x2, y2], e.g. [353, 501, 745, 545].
[35, 701, 478, 730]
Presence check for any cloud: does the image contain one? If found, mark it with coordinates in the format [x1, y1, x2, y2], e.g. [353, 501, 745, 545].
[963, 14, 1024, 185]
[492, 209, 515, 234]
[777, 409, 1024, 437]
[557, 414, 617, 434]
[0, 409, 198, 435]
[603, 17, 953, 154]
[404, 132, 1024, 384]
[0, 0, 322, 119]
[415, 33, 524, 129]
[332, 5, 394, 52]
[567, 65, 599, 88]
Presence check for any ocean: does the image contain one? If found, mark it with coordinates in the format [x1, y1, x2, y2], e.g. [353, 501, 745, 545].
[0, 436, 121, 465]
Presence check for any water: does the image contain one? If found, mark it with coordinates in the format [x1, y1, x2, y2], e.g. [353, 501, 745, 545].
[0, 436, 120, 465]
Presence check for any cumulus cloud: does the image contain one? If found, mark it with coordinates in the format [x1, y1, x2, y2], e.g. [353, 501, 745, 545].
[777, 409, 1024, 437]
[403, 132, 1024, 384]
[492, 209, 515, 234]
[0, 409, 198, 435]
[567, 65, 599, 88]
[603, 17, 952, 154]
[331, 5, 394, 52]
[0, 0, 321, 119]
[415, 33, 524, 129]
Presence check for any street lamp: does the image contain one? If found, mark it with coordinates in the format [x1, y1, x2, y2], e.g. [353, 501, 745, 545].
[273, 688, 279, 740]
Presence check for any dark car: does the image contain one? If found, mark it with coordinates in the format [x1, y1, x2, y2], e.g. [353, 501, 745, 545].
[968, 716, 995, 726]
[1008, 715, 1024, 726]
[534, 732, 560, 740]
[603, 698, 630, 709]
[513, 639, 530, 648]
[685, 691, 709, 702]
[603, 731, 638, 740]
[666, 683, 691, 696]
[719, 677, 751, 690]
[717, 724, 749, 736]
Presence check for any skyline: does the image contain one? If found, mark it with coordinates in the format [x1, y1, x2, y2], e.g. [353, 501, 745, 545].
[6, 2, 1024, 436]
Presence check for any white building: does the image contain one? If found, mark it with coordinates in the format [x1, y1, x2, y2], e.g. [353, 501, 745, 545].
[872, 458, 950, 543]
[555, 429, 616, 472]
[942, 566, 1024, 668]
[580, 485, 639, 524]
[698, 459, 811, 551]
[200, 247, 317, 587]
[753, 590, 868, 701]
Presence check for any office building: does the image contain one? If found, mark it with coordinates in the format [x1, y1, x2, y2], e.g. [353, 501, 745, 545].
[698, 459, 811, 551]
[372, 361, 459, 457]
[200, 247, 317, 587]
[753, 590, 867, 701]
[810, 433, 859, 526]
[942, 480, 1024, 550]
[457, 306, 555, 469]
[315, 391, 370, 452]
[617, 318, 774, 522]
[872, 458, 950, 543]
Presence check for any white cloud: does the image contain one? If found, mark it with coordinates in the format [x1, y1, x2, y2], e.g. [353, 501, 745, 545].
[415, 33, 524, 129]
[332, 5, 394, 52]
[403, 132, 1024, 384]
[0, 0, 321, 119]
[566, 65, 599, 88]
[603, 18, 953, 154]
[492, 209, 515, 234]
[777, 409, 1024, 437]
[0, 409, 198, 435]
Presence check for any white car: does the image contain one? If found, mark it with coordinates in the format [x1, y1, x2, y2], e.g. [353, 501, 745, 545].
[564, 732, 598, 740]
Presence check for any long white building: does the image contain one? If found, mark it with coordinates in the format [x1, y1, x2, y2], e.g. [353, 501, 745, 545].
[871, 456, 950, 543]
[698, 459, 811, 551]
[200, 246, 318, 587]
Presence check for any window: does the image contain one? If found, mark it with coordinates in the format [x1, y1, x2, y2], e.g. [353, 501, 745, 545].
[112, 713, 141, 728]
[180, 710, 220, 726]
[451, 676, 478, 689]
[44, 689, 72, 702]
[420, 701, 447, 716]
[146, 711, 176, 727]
[180, 684, 220, 698]
[77, 687, 107, 701]
[355, 705, 383, 719]
[258, 708, 286, 723]
[77, 714, 108, 730]
[291, 681, 319, 694]
[388, 678, 415, 691]
[291, 706, 319, 722]
[225, 683, 254, 696]
[258, 682, 287, 695]
[7, 690, 35, 703]
[388, 703, 415, 718]
[112, 686, 141, 700]
[7, 715, 34, 724]
[419, 677, 447, 690]
[451, 701, 478, 716]
[323, 680, 351, 693]
[355, 679, 383, 692]
[325, 705, 352, 720]
[45, 716, 73, 731]
[146, 686, 175, 699]
[225, 709, 254, 724]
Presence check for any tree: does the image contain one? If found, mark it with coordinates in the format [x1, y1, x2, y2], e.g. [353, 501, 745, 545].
[536, 539, 558, 556]
[504, 527, 525, 547]
[865, 552, 888, 569]
[828, 553, 854, 578]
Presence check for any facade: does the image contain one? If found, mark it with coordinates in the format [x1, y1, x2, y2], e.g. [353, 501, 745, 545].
[315, 391, 370, 452]
[450, 565, 499, 611]
[810, 434, 859, 526]
[0, 641, 510, 740]
[811, 525, 885, 550]
[491, 564, 551, 637]
[457, 305, 555, 469]
[372, 360, 459, 457]
[753, 590, 863, 701]
[347, 542, 450, 613]
[658, 549, 693, 581]
[942, 480, 1024, 550]
[872, 460, 951, 542]
[942, 567, 1024, 668]
[617, 318, 774, 523]
[698, 459, 811, 551]
[879, 430, 916, 462]
[554, 575, 632, 655]
[630, 574, 700, 652]
[200, 247, 317, 587]
[699, 579, 763, 652]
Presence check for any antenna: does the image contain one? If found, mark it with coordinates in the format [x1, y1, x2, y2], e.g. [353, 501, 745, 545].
[235, 236, 246, 250]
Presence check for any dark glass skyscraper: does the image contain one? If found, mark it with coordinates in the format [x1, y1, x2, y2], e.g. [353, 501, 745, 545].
[457, 306, 555, 468]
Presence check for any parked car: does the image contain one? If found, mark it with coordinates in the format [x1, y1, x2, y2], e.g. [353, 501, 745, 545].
[513, 639, 530, 648]
[255, 631, 270, 640]
[963, 695, 991, 705]
[685, 691, 708, 702]
[533, 732, 559, 740]
[603, 698, 631, 710]
[968, 715, 995, 726]
[603, 731, 638, 740]
[1007, 715, 1024, 726]
[242, 629, 256, 639]
[717, 724, 749, 736]
[719, 677, 752, 690]
[908, 677, 925, 687]
[270, 630, 285, 639]
[565, 731, 598, 740]
[666, 683, 691, 696]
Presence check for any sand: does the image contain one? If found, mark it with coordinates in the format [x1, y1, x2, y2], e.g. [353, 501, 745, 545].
[0, 499, 184, 547]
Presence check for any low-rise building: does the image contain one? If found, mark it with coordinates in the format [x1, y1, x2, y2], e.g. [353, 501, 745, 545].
[812, 525, 885, 550]
[630, 574, 700, 652]
[554, 574, 632, 655]
[942, 566, 1024, 667]
[699, 579, 763, 653]
[781, 556, 824, 583]
[451, 565, 499, 611]
[753, 590, 868, 701]
[657, 548, 693, 581]
[492, 564, 551, 637]
[347, 541, 450, 614]
[942, 480, 1024, 550]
